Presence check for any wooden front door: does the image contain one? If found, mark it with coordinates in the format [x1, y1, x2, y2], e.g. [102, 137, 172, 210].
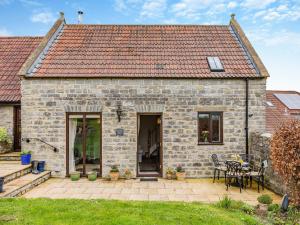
[13, 106, 21, 151]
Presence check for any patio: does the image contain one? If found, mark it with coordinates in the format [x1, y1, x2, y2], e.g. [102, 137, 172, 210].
[23, 178, 282, 205]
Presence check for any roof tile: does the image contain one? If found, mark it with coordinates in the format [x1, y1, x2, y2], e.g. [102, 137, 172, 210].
[31, 25, 260, 78]
[0, 37, 41, 102]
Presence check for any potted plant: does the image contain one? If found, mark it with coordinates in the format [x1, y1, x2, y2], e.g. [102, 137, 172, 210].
[70, 171, 80, 181]
[0, 127, 12, 154]
[20, 150, 32, 165]
[124, 168, 132, 180]
[201, 131, 209, 143]
[166, 167, 174, 180]
[87, 171, 97, 181]
[109, 165, 119, 181]
[176, 164, 186, 181]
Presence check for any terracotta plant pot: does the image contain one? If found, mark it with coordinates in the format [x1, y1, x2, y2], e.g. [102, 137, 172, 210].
[110, 172, 119, 181]
[176, 172, 185, 181]
[87, 171, 97, 181]
[70, 171, 80, 181]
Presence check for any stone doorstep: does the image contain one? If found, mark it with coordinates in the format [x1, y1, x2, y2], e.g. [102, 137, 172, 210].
[0, 171, 51, 198]
[1, 164, 32, 184]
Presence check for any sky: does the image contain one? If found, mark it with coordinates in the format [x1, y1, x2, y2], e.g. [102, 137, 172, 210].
[0, 0, 299, 91]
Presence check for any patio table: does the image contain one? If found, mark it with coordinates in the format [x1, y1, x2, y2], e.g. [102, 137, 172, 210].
[225, 160, 251, 189]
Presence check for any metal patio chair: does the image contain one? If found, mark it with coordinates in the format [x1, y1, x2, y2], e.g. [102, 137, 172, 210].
[211, 154, 227, 183]
[225, 161, 243, 193]
[248, 160, 268, 193]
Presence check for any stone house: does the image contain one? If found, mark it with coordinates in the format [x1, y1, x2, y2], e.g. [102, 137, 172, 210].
[0, 37, 41, 153]
[18, 13, 269, 178]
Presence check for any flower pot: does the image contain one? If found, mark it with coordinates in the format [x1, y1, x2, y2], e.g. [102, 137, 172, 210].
[0, 177, 4, 193]
[110, 172, 119, 181]
[166, 173, 173, 180]
[20, 154, 31, 165]
[124, 174, 131, 180]
[176, 172, 185, 181]
[70, 171, 80, 181]
[37, 161, 46, 172]
[87, 171, 97, 181]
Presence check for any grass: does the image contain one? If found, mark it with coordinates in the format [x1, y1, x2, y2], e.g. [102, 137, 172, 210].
[0, 198, 261, 225]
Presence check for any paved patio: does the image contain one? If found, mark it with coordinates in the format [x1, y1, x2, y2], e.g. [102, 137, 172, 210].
[23, 178, 282, 205]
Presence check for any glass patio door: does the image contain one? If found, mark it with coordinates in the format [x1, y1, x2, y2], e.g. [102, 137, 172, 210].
[68, 113, 101, 176]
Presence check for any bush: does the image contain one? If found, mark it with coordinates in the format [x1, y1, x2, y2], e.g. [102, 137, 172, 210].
[175, 164, 185, 173]
[0, 127, 12, 144]
[268, 204, 280, 212]
[257, 194, 273, 205]
[217, 195, 232, 209]
[110, 165, 119, 172]
[20, 150, 32, 155]
[270, 119, 300, 205]
[241, 204, 255, 215]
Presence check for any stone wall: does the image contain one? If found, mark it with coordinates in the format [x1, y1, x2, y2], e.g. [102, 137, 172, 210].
[249, 132, 286, 195]
[0, 106, 14, 153]
[21, 78, 266, 177]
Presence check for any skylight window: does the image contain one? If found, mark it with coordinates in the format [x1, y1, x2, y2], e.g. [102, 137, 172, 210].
[207, 57, 224, 72]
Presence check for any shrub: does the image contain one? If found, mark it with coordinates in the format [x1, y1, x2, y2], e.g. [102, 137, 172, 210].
[270, 119, 300, 206]
[124, 168, 131, 176]
[110, 165, 119, 172]
[257, 194, 273, 205]
[0, 127, 12, 144]
[217, 195, 232, 209]
[166, 167, 174, 175]
[268, 204, 280, 212]
[20, 150, 32, 155]
[176, 164, 185, 172]
[241, 204, 255, 215]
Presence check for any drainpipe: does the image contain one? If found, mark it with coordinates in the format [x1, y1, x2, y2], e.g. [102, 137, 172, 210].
[245, 78, 249, 156]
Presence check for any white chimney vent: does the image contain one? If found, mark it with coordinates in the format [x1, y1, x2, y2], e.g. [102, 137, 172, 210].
[78, 11, 83, 24]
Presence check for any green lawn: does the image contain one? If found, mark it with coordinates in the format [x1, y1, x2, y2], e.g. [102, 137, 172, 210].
[0, 198, 260, 225]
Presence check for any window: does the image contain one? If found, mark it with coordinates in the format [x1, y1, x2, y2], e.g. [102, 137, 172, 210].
[207, 57, 224, 72]
[198, 112, 223, 144]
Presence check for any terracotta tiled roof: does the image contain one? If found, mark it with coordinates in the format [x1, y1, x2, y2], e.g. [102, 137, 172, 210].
[0, 37, 42, 103]
[30, 25, 260, 78]
[266, 90, 300, 133]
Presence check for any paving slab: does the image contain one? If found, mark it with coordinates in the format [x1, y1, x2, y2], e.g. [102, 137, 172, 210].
[23, 178, 282, 205]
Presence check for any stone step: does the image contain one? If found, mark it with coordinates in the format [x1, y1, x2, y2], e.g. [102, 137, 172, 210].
[0, 162, 32, 184]
[0, 152, 20, 161]
[0, 171, 51, 198]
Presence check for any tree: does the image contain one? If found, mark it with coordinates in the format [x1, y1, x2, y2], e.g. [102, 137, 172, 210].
[270, 119, 300, 206]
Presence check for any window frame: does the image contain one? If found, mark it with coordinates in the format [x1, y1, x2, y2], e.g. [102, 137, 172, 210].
[207, 57, 225, 72]
[198, 111, 223, 145]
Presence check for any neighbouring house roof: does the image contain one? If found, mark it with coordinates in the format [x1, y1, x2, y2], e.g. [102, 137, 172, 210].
[0, 37, 42, 103]
[266, 90, 300, 133]
[20, 14, 269, 79]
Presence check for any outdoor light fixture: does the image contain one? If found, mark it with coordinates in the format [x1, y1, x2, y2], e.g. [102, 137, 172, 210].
[116, 102, 123, 122]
